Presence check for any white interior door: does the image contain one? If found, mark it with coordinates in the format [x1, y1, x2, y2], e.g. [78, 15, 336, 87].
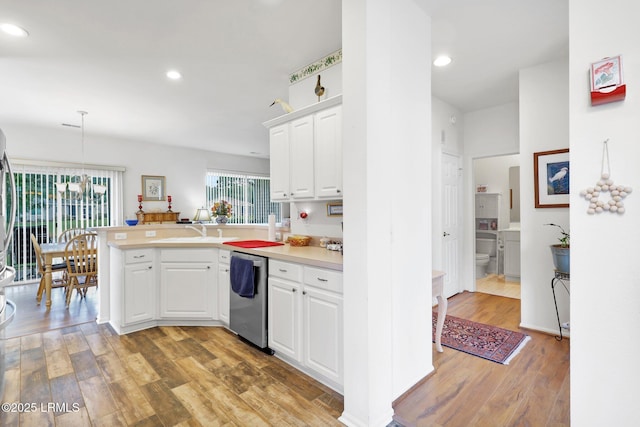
[442, 153, 462, 298]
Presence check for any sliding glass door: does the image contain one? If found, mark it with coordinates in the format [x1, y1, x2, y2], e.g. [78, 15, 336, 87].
[7, 162, 123, 282]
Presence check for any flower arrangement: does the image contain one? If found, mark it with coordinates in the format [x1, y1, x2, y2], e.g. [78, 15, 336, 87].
[544, 223, 569, 248]
[212, 200, 232, 217]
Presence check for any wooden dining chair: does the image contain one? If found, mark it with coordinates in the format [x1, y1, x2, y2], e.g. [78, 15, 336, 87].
[31, 233, 68, 305]
[58, 227, 95, 243]
[64, 233, 98, 308]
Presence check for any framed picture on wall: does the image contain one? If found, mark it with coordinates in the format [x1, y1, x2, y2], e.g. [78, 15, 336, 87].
[141, 175, 166, 201]
[534, 149, 569, 208]
[327, 202, 343, 216]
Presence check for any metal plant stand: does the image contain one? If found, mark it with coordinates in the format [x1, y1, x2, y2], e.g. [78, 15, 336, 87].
[551, 270, 570, 341]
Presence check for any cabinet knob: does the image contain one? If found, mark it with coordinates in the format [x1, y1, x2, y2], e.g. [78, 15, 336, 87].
[317, 277, 328, 282]
[302, 291, 307, 295]
[148, 266, 152, 269]
[336, 189, 341, 193]
[207, 266, 211, 269]
[279, 268, 287, 273]
[292, 288, 296, 292]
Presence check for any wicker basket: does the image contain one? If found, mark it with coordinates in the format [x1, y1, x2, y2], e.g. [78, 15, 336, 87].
[288, 235, 311, 247]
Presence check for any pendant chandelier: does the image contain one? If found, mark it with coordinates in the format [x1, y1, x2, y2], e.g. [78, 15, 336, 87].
[57, 111, 107, 199]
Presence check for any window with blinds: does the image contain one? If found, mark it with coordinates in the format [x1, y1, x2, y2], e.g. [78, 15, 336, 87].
[205, 171, 280, 224]
[7, 161, 123, 283]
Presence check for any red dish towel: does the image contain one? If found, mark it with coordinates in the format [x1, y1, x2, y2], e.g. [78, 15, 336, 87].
[223, 240, 284, 248]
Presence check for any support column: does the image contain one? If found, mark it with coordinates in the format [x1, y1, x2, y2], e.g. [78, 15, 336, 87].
[341, 1, 433, 426]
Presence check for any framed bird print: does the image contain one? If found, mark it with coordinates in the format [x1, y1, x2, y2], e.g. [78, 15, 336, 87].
[534, 149, 570, 208]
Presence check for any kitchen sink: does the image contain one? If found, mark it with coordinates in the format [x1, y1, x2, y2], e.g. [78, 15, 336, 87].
[150, 236, 238, 244]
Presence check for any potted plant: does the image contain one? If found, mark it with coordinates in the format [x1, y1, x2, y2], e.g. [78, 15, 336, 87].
[212, 200, 232, 224]
[545, 223, 570, 274]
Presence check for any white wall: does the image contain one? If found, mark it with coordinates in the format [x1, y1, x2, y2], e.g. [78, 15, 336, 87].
[570, 0, 640, 424]
[341, 0, 432, 425]
[4, 123, 269, 220]
[464, 102, 519, 158]
[519, 58, 570, 334]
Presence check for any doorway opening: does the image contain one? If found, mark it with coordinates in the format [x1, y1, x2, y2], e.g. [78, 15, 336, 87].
[473, 154, 521, 299]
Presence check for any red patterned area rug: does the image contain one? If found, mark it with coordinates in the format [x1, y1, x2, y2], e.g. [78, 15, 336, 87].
[432, 312, 531, 365]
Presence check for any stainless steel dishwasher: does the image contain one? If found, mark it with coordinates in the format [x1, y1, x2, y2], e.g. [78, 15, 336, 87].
[229, 251, 273, 354]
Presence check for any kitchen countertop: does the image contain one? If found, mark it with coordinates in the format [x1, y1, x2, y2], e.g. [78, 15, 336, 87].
[108, 239, 343, 271]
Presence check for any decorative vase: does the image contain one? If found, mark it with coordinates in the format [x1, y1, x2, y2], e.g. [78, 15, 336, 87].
[216, 215, 228, 224]
[550, 245, 570, 274]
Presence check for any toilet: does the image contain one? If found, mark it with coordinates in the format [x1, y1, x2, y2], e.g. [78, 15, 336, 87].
[476, 236, 497, 278]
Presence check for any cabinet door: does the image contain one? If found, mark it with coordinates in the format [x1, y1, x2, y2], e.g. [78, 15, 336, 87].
[314, 105, 342, 199]
[218, 263, 230, 325]
[476, 194, 500, 219]
[504, 234, 521, 280]
[289, 115, 315, 199]
[123, 262, 155, 325]
[160, 262, 216, 319]
[303, 286, 343, 385]
[269, 124, 290, 201]
[268, 277, 302, 361]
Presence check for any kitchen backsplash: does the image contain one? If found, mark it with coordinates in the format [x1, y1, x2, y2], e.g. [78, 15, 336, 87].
[289, 200, 343, 240]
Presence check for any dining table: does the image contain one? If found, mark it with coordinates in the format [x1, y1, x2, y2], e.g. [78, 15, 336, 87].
[38, 242, 68, 308]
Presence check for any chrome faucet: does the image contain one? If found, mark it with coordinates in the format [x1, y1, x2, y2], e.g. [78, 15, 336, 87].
[185, 224, 207, 237]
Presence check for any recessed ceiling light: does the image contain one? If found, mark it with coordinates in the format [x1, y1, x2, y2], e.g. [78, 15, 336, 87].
[433, 56, 452, 67]
[166, 70, 182, 80]
[0, 23, 29, 37]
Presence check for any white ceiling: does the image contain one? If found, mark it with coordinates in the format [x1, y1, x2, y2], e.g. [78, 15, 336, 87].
[0, 0, 568, 158]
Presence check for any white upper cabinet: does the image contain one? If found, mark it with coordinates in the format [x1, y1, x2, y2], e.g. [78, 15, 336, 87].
[269, 124, 290, 201]
[289, 115, 315, 199]
[475, 193, 501, 219]
[264, 95, 342, 202]
[314, 105, 342, 199]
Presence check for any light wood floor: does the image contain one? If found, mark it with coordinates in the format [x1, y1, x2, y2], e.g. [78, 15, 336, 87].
[476, 274, 521, 299]
[393, 291, 570, 427]
[3, 283, 568, 426]
[1, 322, 344, 426]
[5, 282, 98, 339]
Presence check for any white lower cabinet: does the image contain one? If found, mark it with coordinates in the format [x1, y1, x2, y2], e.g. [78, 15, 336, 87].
[159, 248, 217, 319]
[268, 259, 343, 392]
[218, 250, 231, 325]
[109, 247, 156, 334]
[269, 275, 302, 361]
[502, 230, 521, 281]
[124, 257, 155, 324]
[302, 283, 343, 386]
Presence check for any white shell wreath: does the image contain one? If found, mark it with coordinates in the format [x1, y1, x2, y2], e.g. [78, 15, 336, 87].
[580, 139, 632, 214]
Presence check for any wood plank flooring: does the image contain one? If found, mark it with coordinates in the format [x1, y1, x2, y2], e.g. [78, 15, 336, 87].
[1, 323, 344, 426]
[3, 283, 568, 426]
[476, 274, 521, 299]
[5, 282, 98, 339]
[393, 291, 570, 427]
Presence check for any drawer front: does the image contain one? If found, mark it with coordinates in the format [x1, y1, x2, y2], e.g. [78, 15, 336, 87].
[160, 248, 216, 263]
[269, 259, 302, 282]
[304, 266, 343, 293]
[218, 249, 231, 264]
[125, 249, 154, 264]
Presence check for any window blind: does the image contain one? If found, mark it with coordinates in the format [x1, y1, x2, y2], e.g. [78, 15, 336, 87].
[205, 171, 280, 224]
